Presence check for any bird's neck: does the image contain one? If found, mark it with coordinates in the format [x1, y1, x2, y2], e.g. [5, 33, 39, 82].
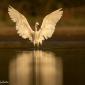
[35, 24, 38, 32]
[35, 27, 37, 32]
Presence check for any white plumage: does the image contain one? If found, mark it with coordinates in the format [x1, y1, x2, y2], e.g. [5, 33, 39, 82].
[8, 5, 63, 46]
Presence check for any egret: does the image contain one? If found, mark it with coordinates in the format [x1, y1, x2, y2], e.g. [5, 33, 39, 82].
[8, 5, 63, 46]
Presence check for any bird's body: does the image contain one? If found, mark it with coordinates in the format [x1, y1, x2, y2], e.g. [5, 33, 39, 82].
[8, 5, 63, 46]
[30, 22, 40, 46]
[33, 30, 39, 46]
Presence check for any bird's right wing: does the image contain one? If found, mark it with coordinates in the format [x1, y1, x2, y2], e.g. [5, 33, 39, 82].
[38, 8, 63, 44]
[8, 6, 34, 41]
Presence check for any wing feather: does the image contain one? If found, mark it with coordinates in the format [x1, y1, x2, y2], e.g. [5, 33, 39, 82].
[38, 8, 63, 44]
[8, 5, 34, 41]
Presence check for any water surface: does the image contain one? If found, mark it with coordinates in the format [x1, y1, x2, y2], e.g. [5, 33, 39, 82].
[0, 46, 85, 85]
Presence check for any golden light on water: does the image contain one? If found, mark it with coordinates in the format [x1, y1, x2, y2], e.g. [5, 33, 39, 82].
[9, 50, 63, 85]
[9, 52, 33, 85]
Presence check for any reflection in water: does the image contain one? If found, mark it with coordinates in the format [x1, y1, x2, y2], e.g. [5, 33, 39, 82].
[9, 50, 62, 85]
[9, 52, 33, 85]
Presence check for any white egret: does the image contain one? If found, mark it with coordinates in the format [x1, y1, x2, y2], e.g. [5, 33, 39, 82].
[8, 5, 63, 46]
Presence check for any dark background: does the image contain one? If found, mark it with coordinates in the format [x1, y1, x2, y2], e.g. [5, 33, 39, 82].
[0, 0, 84, 25]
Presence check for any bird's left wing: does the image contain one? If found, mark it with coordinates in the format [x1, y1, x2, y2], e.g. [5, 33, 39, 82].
[8, 6, 34, 41]
[38, 8, 63, 44]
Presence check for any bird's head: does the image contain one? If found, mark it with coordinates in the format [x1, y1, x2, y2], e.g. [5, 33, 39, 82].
[35, 22, 39, 31]
[36, 22, 39, 26]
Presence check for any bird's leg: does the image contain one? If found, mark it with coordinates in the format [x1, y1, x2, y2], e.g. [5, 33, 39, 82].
[37, 42, 39, 47]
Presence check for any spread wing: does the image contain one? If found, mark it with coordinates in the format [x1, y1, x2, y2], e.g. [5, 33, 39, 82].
[8, 5, 34, 41]
[38, 8, 63, 44]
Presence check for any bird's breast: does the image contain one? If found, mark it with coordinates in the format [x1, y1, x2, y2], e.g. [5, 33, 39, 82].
[33, 32, 39, 42]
